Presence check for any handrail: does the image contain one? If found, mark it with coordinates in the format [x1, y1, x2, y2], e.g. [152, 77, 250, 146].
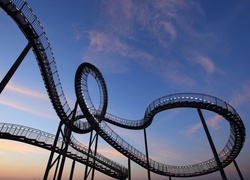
[0, 0, 127, 177]
[0, 122, 128, 179]
[75, 63, 245, 177]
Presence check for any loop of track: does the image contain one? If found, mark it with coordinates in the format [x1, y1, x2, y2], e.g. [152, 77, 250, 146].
[75, 63, 246, 177]
[0, 0, 127, 178]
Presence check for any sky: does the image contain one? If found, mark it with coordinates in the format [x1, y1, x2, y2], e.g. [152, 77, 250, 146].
[0, 0, 250, 179]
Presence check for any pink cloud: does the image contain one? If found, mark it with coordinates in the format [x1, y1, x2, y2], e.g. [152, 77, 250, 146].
[194, 55, 215, 74]
[0, 97, 56, 120]
[161, 22, 176, 41]
[186, 114, 222, 137]
[100, 0, 192, 45]
[230, 81, 250, 107]
[186, 122, 202, 137]
[207, 114, 222, 130]
[86, 31, 155, 73]
[6, 82, 48, 100]
[188, 50, 225, 76]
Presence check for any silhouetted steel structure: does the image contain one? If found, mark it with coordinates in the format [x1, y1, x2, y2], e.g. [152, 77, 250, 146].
[0, 0, 246, 179]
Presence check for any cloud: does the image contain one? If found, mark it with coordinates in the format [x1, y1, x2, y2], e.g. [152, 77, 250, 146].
[194, 55, 215, 74]
[86, 31, 154, 73]
[6, 81, 48, 100]
[186, 114, 222, 137]
[185, 82, 250, 137]
[0, 98, 56, 120]
[1, 81, 56, 120]
[230, 81, 250, 107]
[161, 21, 176, 41]
[186, 122, 202, 137]
[187, 50, 225, 76]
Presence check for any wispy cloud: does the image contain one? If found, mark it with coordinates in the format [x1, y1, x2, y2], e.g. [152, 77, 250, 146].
[86, 31, 154, 73]
[194, 55, 216, 74]
[6, 82, 48, 100]
[0, 98, 56, 120]
[186, 81, 250, 137]
[230, 81, 250, 107]
[1, 81, 56, 120]
[74, 0, 215, 88]
[187, 50, 225, 76]
[186, 114, 222, 137]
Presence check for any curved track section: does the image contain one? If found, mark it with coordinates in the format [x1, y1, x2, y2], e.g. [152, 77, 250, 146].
[75, 63, 246, 177]
[0, 0, 127, 178]
[0, 0, 90, 134]
[0, 122, 128, 179]
[0, 0, 246, 178]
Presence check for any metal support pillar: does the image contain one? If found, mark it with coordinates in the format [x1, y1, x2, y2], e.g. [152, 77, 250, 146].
[43, 102, 78, 179]
[233, 160, 244, 180]
[128, 158, 131, 180]
[0, 41, 32, 94]
[84, 130, 98, 180]
[143, 128, 151, 180]
[57, 102, 78, 179]
[53, 154, 62, 180]
[69, 160, 76, 180]
[57, 126, 72, 179]
[91, 134, 98, 180]
[197, 108, 227, 180]
[169, 176, 172, 180]
[44, 120, 64, 179]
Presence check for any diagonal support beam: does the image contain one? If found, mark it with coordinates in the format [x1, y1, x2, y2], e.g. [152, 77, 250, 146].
[0, 41, 32, 94]
[197, 108, 227, 180]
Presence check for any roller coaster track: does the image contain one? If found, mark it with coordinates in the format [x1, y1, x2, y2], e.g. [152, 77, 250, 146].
[75, 63, 246, 177]
[0, 122, 127, 179]
[0, 0, 246, 178]
[0, 0, 127, 179]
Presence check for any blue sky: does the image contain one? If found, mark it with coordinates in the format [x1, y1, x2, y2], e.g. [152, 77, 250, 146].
[0, 0, 250, 179]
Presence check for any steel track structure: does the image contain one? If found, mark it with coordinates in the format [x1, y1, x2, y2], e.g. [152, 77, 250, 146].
[75, 63, 246, 178]
[0, 0, 127, 179]
[0, 122, 127, 179]
[0, 0, 246, 179]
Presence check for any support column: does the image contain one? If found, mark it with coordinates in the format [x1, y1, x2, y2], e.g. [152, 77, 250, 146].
[84, 130, 93, 180]
[91, 133, 98, 180]
[128, 158, 131, 180]
[84, 130, 98, 180]
[44, 121, 64, 179]
[44, 102, 78, 180]
[69, 160, 76, 180]
[197, 108, 227, 180]
[57, 102, 78, 179]
[0, 41, 32, 94]
[144, 128, 151, 180]
[233, 160, 244, 180]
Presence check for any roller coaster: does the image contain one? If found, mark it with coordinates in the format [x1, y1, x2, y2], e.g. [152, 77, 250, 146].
[0, 0, 246, 179]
